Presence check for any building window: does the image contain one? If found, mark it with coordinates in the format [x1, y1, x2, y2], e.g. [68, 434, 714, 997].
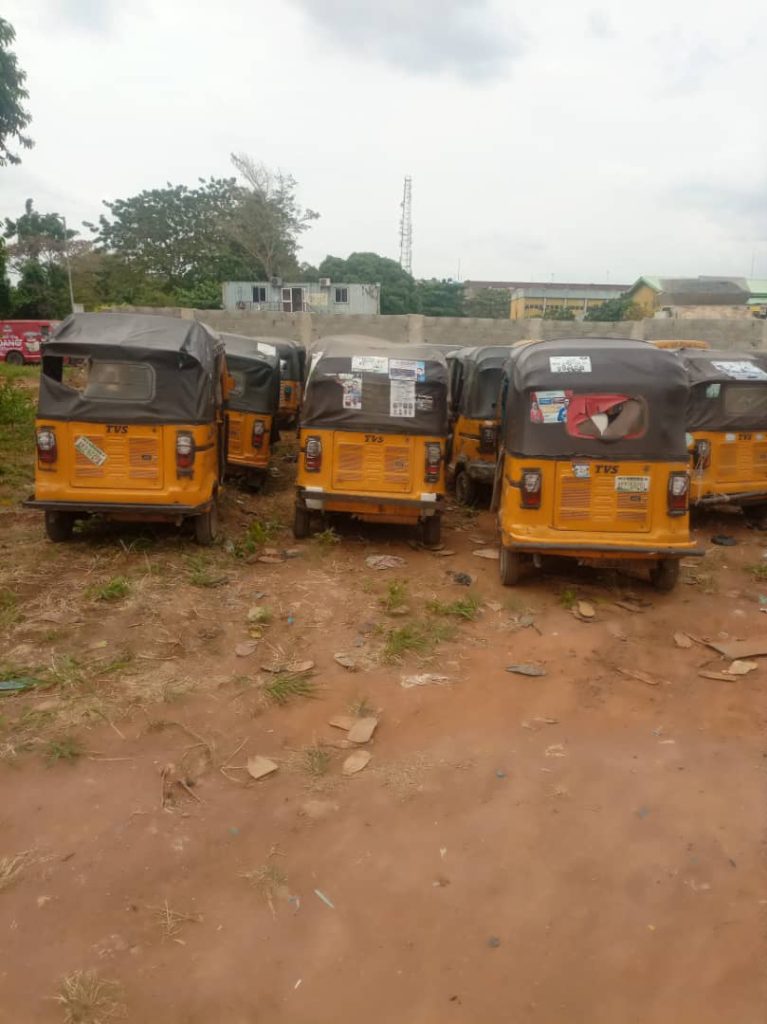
[252, 286, 267, 304]
[335, 287, 349, 304]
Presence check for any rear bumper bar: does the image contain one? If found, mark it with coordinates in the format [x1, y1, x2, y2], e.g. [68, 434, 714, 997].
[506, 539, 705, 558]
[693, 490, 767, 507]
[298, 489, 444, 513]
[23, 498, 211, 516]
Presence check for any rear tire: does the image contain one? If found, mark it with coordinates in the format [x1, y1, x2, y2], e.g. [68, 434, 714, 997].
[293, 504, 311, 539]
[45, 510, 75, 543]
[193, 502, 218, 546]
[5, 351, 23, 366]
[455, 470, 478, 506]
[744, 504, 767, 528]
[421, 514, 441, 546]
[649, 558, 680, 592]
[499, 546, 524, 586]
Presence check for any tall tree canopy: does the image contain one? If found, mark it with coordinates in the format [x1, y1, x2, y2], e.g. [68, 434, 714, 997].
[0, 18, 32, 166]
[584, 296, 643, 321]
[415, 279, 465, 318]
[464, 287, 510, 319]
[318, 252, 416, 314]
[3, 199, 73, 318]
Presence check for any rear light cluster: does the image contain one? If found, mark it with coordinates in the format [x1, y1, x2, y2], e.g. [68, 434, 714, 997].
[36, 427, 57, 464]
[176, 431, 195, 474]
[424, 442, 441, 484]
[304, 435, 322, 472]
[693, 439, 711, 470]
[251, 420, 265, 450]
[667, 471, 689, 515]
[479, 424, 497, 454]
[520, 468, 542, 509]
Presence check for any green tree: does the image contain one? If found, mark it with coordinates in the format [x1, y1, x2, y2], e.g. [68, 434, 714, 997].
[12, 261, 70, 318]
[584, 296, 644, 321]
[0, 239, 12, 315]
[318, 252, 415, 314]
[464, 287, 510, 319]
[227, 154, 319, 279]
[4, 199, 75, 317]
[542, 305, 576, 321]
[415, 279, 465, 317]
[4, 198, 74, 269]
[0, 18, 33, 166]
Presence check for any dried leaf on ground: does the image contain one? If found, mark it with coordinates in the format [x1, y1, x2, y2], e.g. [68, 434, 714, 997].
[246, 756, 279, 781]
[235, 641, 258, 658]
[473, 548, 500, 560]
[506, 663, 546, 677]
[343, 750, 372, 775]
[617, 666, 662, 686]
[725, 659, 758, 676]
[673, 632, 693, 649]
[365, 555, 407, 570]
[401, 673, 451, 689]
[334, 653, 357, 671]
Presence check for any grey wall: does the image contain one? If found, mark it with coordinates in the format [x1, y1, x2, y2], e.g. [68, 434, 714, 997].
[113, 307, 767, 351]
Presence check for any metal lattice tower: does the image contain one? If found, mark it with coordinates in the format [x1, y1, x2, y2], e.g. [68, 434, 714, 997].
[399, 175, 413, 276]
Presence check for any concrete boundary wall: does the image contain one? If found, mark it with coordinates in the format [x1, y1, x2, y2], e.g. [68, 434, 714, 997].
[113, 307, 767, 351]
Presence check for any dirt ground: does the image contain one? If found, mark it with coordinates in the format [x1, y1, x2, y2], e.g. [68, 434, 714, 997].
[1, 410, 767, 1021]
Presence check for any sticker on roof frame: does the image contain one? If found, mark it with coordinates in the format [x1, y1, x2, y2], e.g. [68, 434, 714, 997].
[389, 358, 425, 382]
[75, 435, 108, 467]
[415, 392, 434, 412]
[257, 342, 277, 357]
[352, 355, 388, 374]
[549, 355, 592, 374]
[390, 379, 415, 418]
[710, 360, 767, 381]
[531, 390, 570, 423]
[339, 373, 362, 410]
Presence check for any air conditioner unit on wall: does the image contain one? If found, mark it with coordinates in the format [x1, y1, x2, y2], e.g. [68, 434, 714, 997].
[270, 277, 282, 288]
[319, 277, 331, 288]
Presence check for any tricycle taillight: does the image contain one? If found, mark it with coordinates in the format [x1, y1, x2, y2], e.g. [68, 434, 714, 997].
[304, 435, 322, 472]
[479, 424, 497, 454]
[694, 439, 711, 470]
[36, 427, 57, 464]
[176, 430, 195, 472]
[251, 420, 265, 449]
[520, 468, 542, 509]
[667, 471, 689, 515]
[424, 442, 442, 484]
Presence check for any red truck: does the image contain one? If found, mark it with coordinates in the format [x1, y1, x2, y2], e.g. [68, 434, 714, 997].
[0, 320, 59, 365]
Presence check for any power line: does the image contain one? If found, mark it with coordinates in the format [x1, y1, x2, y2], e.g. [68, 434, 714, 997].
[399, 175, 412, 276]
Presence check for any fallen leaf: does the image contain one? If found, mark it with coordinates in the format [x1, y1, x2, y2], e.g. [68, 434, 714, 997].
[365, 555, 406, 570]
[673, 632, 693, 649]
[328, 714, 356, 731]
[235, 641, 258, 658]
[246, 756, 278, 781]
[617, 666, 662, 686]
[342, 750, 372, 775]
[334, 653, 357, 671]
[725, 659, 758, 676]
[401, 673, 451, 689]
[506, 663, 546, 677]
[247, 606, 271, 624]
[347, 717, 378, 744]
[473, 548, 500, 560]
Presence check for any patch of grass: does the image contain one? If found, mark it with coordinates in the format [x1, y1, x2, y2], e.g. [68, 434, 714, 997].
[747, 562, 767, 581]
[45, 735, 84, 765]
[55, 970, 126, 1024]
[559, 587, 577, 609]
[426, 592, 481, 620]
[242, 863, 288, 912]
[47, 655, 87, 690]
[314, 527, 340, 549]
[149, 899, 202, 939]
[0, 377, 35, 501]
[185, 555, 228, 588]
[0, 850, 34, 892]
[380, 579, 408, 613]
[303, 745, 331, 777]
[348, 695, 375, 718]
[382, 619, 451, 664]
[235, 517, 282, 557]
[0, 589, 20, 630]
[262, 672, 317, 705]
[101, 651, 133, 675]
[86, 576, 131, 602]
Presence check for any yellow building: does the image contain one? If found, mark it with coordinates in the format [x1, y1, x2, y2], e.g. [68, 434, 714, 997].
[509, 283, 629, 320]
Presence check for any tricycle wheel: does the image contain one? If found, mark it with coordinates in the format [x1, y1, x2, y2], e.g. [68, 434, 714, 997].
[455, 470, 478, 507]
[45, 510, 75, 543]
[744, 504, 767, 528]
[5, 351, 23, 366]
[293, 504, 311, 539]
[421, 514, 441, 546]
[193, 502, 218, 546]
[649, 558, 680, 592]
[499, 546, 524, 586]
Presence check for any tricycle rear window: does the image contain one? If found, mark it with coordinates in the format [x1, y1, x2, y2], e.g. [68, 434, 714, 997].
[82, 361, 155, 402]
[530, 391, 647, 440]
[722, 383, 767, 420]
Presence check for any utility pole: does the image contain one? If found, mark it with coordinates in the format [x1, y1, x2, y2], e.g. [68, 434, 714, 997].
[399, 176, 413, 276]
[61, 216, 76, 313]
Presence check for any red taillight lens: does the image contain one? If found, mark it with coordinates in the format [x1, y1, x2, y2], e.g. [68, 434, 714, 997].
[424, 442, 441, 484]
[520, 468, 542, 508]
[479, 424, 497, 454]
[176, 431, 195, 472]
[304, 435, 322, 472]
[694, 440, 711, 470]
[668, 471, 689, 514]
[252, 420, 265, 449]
[36, 427, 57, 464]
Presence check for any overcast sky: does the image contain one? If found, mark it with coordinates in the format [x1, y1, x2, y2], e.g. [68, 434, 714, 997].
[3, 0, 766, 284]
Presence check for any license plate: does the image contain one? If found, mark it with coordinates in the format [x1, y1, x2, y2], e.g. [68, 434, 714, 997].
[75, 435, 108, 466]
[615, 475, 649, 493]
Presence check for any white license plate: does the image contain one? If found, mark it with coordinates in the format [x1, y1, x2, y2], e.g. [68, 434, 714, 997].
[74, 436, 108, 466]
[615, 475, 649, 493]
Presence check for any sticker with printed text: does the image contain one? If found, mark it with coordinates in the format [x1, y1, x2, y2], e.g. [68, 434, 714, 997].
[615, 475, 649, 493]
[549, 355, 592, 374]
[75, 435, 108, 466]
[389, 358, 425, 382]
[390, 379, 415, 418]
[352, 355, 388, 374]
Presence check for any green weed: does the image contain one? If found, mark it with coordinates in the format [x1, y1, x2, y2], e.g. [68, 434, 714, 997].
[55, 969, 126, 1024]
[380, 579, 408, 613]
[86, 576, 131, 602]
[0, 590, 20, 629]
[45, 735, 84, 765]
[262, 672, 317, 705]
[559, 587, 577, 609]
[382, 620, 451, 663]
[348, 695, 375, 718]
[426, 592, 481, 620]
[314, 527, 340, 549]
[747, 562, 767, 581]
[235, 518, 282, 557]
[185, 555, 228, 588]
[303, 745, 331, 777]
